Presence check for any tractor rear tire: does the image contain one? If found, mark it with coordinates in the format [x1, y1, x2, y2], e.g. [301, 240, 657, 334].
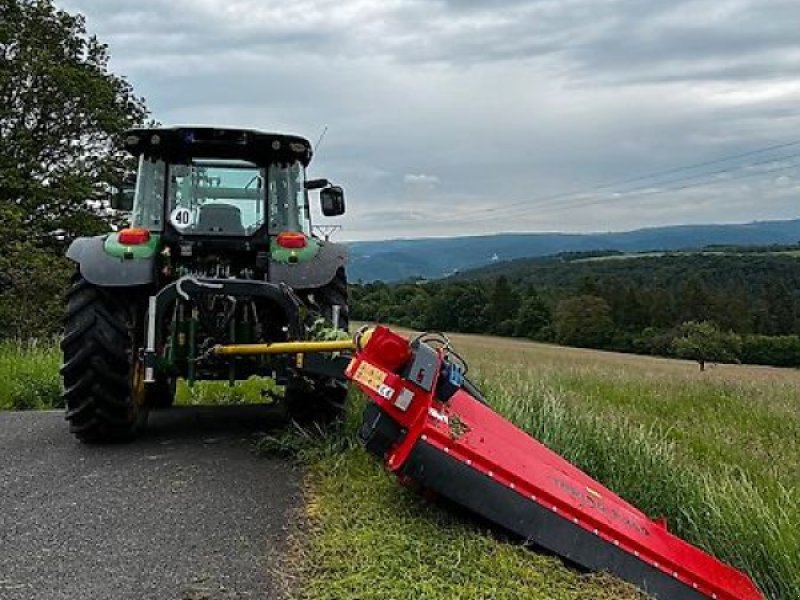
[285, 376, 348, 426]
[148, 376, 176, 409]
[287, 268, 350, 425]
[61, 274, 148, 443]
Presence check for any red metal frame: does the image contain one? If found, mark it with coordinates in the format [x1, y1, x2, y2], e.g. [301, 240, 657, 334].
[346, 326, 765, 600]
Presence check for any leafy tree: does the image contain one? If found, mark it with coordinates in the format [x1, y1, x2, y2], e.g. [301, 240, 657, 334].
[740, 334, 800, 367]
[488, 276, 519, 336]
[677, 276, 713, 323]
[424, 283, 489, 333]
[0, 0, 148, 339]
[0, 241, 71, 339]
[612, 284, 648, 331]
[671, 321, 741, 371]
[0, 0, 148, 246]
[513, 289, 550, 339]
[762, 279, 795, 335]
[553, 295, 614, 348]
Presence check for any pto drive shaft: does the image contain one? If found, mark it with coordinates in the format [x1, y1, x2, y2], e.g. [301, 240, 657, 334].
[211, 339, 355, 356]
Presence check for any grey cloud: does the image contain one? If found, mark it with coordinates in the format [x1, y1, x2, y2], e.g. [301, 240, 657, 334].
[58, 0, 800, 241]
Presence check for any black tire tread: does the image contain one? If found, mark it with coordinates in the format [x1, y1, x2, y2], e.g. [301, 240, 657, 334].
[60, 273, 146, 443]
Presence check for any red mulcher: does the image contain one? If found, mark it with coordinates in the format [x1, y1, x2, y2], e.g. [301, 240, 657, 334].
[346, 325, 766, 600]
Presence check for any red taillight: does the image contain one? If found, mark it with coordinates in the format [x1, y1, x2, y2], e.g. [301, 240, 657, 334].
[276, 231, 307, 249]
[118, 228, 151, 245]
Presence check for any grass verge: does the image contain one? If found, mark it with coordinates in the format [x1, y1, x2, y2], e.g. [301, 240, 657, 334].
[175, 376, 283, 406]
[481, 377, 798, 600]
[267, 330, 798, 600]
[261, 398, 646, 600]
[3, 331, 796, 598]
[0, 339, 278, 410]
[0, 339, 61, 410]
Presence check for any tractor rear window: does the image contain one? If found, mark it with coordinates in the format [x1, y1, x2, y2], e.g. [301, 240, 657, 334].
[168, 161, 266, 236]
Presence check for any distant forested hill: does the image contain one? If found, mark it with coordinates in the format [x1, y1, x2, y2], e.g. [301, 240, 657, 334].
[448, 248, 800, 289]
[347, 218, 800, 282]
[351, 250, 800, 368]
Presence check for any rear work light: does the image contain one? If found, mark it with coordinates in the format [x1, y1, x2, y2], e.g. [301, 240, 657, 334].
[276, 231, 307, 249]
[118, 228, 151, 245]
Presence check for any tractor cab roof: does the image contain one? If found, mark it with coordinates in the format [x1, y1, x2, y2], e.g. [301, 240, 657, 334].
[123, 127, 313, 166]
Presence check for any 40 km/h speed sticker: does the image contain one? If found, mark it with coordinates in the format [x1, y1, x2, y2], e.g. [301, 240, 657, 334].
[170, 207, 193, 230]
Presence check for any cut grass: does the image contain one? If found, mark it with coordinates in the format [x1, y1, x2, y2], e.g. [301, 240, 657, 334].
[262, 408, 646, 600]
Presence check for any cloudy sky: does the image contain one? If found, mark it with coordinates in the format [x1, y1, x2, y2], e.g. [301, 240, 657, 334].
[60, 0, 800, 240]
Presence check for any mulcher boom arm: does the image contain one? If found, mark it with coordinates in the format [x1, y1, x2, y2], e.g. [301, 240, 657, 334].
[346, 326, 765, 600]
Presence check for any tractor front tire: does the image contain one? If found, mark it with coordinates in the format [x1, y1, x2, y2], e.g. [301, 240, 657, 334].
[61, 275, 148, 443]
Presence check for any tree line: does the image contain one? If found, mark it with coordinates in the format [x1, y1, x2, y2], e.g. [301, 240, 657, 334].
[351, 253, 800, 368]
[0, 0, 148, 339]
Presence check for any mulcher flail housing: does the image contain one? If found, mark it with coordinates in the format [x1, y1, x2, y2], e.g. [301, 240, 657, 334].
[346, 326, 767, 600]
[62, 127, 350, 442]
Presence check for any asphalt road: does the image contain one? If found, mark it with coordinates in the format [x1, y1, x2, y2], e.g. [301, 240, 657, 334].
[0, 406, 301, 600]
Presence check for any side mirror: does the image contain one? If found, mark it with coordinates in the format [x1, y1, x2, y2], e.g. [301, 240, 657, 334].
[320, 185, 345, 216]
[110, 174, 136, 211]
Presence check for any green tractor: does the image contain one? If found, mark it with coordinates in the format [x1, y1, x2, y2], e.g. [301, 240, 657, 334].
[61, 127, 350, 442]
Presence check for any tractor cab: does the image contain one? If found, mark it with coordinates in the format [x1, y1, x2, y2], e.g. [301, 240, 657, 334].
[117, 127, 344, 237]
[114, 126, 345, 277]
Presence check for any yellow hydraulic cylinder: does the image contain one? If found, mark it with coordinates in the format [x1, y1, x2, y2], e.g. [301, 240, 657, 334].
[212, 339, 355, 357]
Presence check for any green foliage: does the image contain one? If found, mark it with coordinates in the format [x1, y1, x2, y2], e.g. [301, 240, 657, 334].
[740, 335, 800, 367]
[0, 0, 148, 245]
[0, 0, 149, 339]
[307, 317, 352, 341]
[513, 290, 550, 339]
[0, 338, 61, 410]
[0, 239, 73, 339]
[426, 283, 490, 333]
[175, 376, 283, 406]
[553, 295, 614, 348]
[488, 276, 520, 336]
[671, 321, 742, 370]
[351, 251, 800, 367]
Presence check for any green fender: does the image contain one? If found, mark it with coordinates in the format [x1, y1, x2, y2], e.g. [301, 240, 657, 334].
[66, 233, 158, 287]
[269, 240, 348, 289]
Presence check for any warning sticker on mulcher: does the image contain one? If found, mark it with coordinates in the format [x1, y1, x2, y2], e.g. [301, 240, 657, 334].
[353, 362, 394, 399]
